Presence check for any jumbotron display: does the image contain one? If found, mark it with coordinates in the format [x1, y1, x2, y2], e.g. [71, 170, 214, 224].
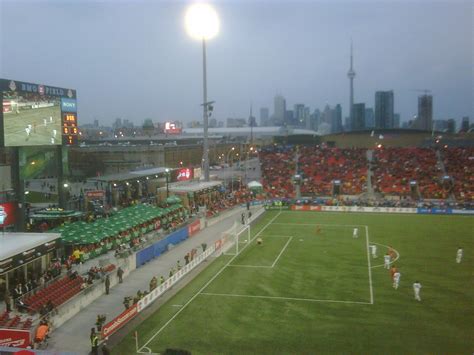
[0, 79, 77, 147]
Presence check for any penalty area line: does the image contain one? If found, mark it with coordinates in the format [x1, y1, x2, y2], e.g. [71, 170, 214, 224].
[200, 292, 372, 305]
[365, 226, 374, 305]
[137, 210, 283, 353]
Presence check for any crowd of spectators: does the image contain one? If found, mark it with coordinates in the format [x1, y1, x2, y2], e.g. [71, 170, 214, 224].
[372, 147, 446, 199]
[443, 147, 474, 201]
[9, 260, 63, 304]
[260, 146, 296, 198]
[299, 147, 367, 196]
[259, 144, 473, 204]
[191, 188, 255, 217]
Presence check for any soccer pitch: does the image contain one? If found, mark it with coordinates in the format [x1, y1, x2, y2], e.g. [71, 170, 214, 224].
[3, 105, 61, 146]
[115, 211, 473, 354]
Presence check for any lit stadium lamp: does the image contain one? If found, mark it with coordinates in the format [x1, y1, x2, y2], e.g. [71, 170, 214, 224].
[185, 3, 220, 40]
[63, 183, 69, 188]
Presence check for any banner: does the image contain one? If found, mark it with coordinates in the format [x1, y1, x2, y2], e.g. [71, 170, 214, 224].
[452, 209, 474, 215]
[86, 190, 105, 199]
[188, 219, 200, 237]
[0, 202, 16, 227]
[417, 208, 453, 215]
[102, 304, 138, 338]
[137, 246, 215, 313]
[0, 328, 31, 348]
[291, 205, 322, 211]
[321, 206, 417, 214]
[264, 205, 290, 210]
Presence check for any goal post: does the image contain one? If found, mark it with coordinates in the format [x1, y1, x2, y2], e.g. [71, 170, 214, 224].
[222, 222, 251, 256]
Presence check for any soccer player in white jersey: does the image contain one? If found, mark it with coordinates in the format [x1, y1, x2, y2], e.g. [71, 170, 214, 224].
[49, 116, 53, 123]
[384, 253, 391, 269]
[456, 247, 463, 263]
[370, 244, 377, 258]
[43, 118, 47, 126]
[353, 227, 358, 238]
[52, 129, 57, 138]
[25, 126, 31, 136]
[393, 271, 401, 289]
[413, 281, 422, 301]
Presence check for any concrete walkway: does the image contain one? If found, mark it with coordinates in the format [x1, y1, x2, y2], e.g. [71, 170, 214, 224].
[48, 205, 256, 354]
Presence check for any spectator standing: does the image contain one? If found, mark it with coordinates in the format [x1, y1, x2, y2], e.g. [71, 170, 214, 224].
[90, 331, 99, 355]
[4, 290, 11, 312]
[105, 275, 110, 295]
[117, 267, 124, 283]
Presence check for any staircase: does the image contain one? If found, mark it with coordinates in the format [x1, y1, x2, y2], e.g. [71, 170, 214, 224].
[435, 149, 455, 200]
[366, 150, 375, 195]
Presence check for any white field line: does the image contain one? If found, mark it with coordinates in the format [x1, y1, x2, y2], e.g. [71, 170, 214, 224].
[259, 234, 295, 238]
[365, 226, 374, 305]
[272, 222, 367, 227]
[271, 236, 293, 267]
[370, 242, 400, 268]
[229, 235, 293, 268]
[228, 264, 271, 268]
[200, 292, 372, 305]
[137, 211, 282, 353]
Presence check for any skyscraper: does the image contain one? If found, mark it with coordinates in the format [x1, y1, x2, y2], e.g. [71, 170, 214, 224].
[347, 42, 356, 128]
[352, 103, 366, 131]
[375, 91, 394, 129]
[461, 116, 470, 132]
[294, 104, 305, 127]
[417, 95, 433, 131]
[273, 95, 286, 126]
[394, 113, 400, 128]
[260, 107, 269, 127]
[333, 104, 343, 133]
[365, 108, 374, 128]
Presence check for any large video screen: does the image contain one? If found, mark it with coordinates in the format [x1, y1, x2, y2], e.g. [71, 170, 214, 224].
[2, 91, 62, 146]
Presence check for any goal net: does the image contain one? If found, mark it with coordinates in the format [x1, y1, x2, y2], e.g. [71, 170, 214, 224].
[221, 222, 251, 256]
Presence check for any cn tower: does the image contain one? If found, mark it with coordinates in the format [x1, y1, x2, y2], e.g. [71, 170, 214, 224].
[347, 42, 356, 129]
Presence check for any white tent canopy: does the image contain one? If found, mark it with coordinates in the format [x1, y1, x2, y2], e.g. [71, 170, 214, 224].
[247, 181, 263, 188]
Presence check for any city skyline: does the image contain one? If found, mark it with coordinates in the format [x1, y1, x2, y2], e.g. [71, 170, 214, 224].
[1, 0, 472, 126]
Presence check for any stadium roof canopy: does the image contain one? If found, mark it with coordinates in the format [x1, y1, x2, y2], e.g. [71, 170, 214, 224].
[91, 167, 174, 183]
[182, 127, 319, 137]
[168, 180, 222, 193]
[0, 232, 60, 261]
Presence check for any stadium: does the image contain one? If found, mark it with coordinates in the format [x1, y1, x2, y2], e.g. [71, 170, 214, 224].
[0, 1, 472, 355]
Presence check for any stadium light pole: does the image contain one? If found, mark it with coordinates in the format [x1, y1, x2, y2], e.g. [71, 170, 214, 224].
[225, 147, 235, 189]
[185, 3, 220, 182]
[165, 168, 170, 198]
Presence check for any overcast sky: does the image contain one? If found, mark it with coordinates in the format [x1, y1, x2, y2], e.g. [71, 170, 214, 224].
[1, 0, 472, 126]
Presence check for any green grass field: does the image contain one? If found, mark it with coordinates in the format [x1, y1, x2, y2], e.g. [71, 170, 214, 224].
[114, 211, 473, 354]
[4, 105, 61, 146]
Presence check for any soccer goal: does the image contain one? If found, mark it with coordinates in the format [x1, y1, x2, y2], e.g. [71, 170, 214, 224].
[221, 222, 251, 256]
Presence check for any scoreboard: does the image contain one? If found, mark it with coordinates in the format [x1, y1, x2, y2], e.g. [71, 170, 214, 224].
[62, 112, 78, 145]
[0, 78, 78, 147]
